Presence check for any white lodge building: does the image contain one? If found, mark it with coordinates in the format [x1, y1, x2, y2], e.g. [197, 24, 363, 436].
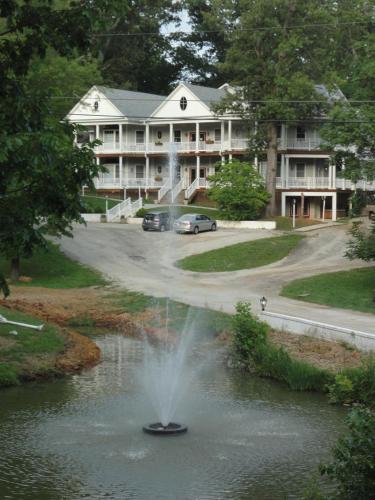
[67, 82, 375, 220]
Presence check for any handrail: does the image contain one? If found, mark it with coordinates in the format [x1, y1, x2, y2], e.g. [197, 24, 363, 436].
[106, 198, 132, 221]
[131, 197, 143, 215]
[158, 182, 170, 202]
[185, 177, 199, 200]
[171, 179, 184, 203]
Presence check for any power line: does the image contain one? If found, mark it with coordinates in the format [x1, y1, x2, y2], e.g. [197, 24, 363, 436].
[92, 20, 375, 38]
[51, 96, 375, 103]
[65, 113, 375, 124]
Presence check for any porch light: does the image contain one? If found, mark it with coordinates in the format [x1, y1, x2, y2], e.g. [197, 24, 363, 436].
[260, 296, 267, 311]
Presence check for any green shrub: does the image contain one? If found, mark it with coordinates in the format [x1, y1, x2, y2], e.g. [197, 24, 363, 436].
[327, 359, 375, 406]
[232, 302, 269, 362]
[232, 302, 331, 392]
[320, 407, 375, 499]
[136, 207, 147, 218]
[0, 363, 20, 387]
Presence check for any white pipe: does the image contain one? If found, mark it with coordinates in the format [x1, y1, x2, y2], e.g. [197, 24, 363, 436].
[0, 314, 44, 331]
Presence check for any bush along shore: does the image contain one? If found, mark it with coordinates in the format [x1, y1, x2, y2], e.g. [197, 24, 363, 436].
[231, 302, 375, 499]
[230, 302, 375, 407]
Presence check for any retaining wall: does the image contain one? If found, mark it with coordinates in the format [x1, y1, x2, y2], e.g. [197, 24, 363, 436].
[261, 311, 375, 352]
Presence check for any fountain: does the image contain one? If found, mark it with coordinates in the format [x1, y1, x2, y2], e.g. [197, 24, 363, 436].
[141, 304, 197, 435]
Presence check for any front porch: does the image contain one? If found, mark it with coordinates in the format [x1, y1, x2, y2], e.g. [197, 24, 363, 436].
[280, 192, 350, 221]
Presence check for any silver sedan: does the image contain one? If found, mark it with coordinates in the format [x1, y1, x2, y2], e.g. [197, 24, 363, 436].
[173, 213, 217, 234]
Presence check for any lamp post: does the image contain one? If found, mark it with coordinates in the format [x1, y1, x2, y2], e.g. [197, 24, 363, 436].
[292, 198, 296, 229]
[105, 195, 108, 212]
[322, 196, 326, 222]
[260, 296, 267, 311]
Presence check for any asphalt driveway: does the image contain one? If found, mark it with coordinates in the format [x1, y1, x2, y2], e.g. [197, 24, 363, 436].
[59, 223, 375, 334]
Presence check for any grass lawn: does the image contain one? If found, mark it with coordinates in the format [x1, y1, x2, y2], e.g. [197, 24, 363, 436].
[176, 234, 304, 272]
[0, 306, 65, 387]
[281, 267, 375, 314]
[0, 243, 107, 288]
[107, 289, 232, 335]
[81, 195, 120, 213]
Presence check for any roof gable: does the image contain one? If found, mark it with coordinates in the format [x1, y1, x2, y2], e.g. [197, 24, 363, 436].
[66, 85, 166, 122]
[151, 82, 227, 119]
[66, 86, 124, 122]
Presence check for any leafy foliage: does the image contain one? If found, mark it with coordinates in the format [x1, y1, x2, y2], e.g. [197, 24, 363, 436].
[346, 221, 375, 262]
[231, 302, 332, 391]
[327, 359, 375, 406]
[320, 408, 375, 499]
[207, 159, 270, 220]
[0, 0, 112, 280]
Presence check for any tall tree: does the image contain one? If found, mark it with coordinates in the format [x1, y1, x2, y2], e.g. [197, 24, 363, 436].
[180, 0, 239, 86]
[0, 0, 112, 280]
[93, 1, 182, 94]
[321, 1, 375, 185]
[217, 0, 334, 216]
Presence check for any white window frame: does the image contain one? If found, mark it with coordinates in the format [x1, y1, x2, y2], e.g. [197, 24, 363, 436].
[136, 130, 145, 144]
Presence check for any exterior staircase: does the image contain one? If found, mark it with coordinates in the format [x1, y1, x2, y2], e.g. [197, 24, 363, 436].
[106, 197, 143, 221]
[158, 179, 184, 204]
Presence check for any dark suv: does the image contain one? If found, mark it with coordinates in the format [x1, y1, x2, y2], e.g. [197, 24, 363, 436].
[142, 211, 171, 232]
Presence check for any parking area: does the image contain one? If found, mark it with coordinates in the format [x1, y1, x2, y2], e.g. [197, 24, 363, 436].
[59, 223, 375, 334]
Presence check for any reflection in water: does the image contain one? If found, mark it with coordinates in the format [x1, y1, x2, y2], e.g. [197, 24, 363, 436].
[0, 334, 345, 499]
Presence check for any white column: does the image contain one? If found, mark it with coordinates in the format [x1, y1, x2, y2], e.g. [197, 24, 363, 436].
[281, 124, 287, 149]
[145, 123, 149, 153]
[332, 162, 336, 189]
[281, 193, 287, 216]
[119, 156, 123, 186]
[196, 122, 199, 152]
[119, 124, 122, 152]
[285, 156, 289, 188]
[95, 124, 99, 140]
[196, 156, 200, 177]
[169, 123, 173, 143]
[228, 120, 232, 149]
[254, 155, 259, 171]
[332, 193, 337, 221]
[123, 159, 128, 184]
[124, 124, 127, 150]
[328, 163, 333, 188]
[221, 120, 225, 151]
[145, 156, 150, 190]
[280, 155, 285, 187]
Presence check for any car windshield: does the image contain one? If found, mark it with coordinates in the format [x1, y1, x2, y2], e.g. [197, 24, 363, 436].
[144, 213, 158, 220]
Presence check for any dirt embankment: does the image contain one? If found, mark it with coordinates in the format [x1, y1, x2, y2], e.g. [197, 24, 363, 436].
[0, 286, 130, 378]
[1, 285, 367, 376]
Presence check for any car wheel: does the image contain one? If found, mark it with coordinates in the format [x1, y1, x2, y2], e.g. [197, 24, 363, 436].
[143, 228, 148, 231]
[160, 224, 166, 232]
[211, 223, 217, 232]
[193, 226, 199, 235]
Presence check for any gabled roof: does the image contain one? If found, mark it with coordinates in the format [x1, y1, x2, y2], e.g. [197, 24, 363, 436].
[182, 82, 228, 108]
[96, 86, 166, 119]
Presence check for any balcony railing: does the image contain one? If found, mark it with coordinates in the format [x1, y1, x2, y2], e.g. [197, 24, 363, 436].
[94, 176, 170, 189]
[90, 140, 249, 154]
[276, 177, 375, 191]
[276, 177, 331, 189]
[278, 138, 323, 150]
[336, 179, 375, 191]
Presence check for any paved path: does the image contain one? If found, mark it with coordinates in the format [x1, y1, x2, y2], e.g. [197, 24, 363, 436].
[59, 223, 375, 334]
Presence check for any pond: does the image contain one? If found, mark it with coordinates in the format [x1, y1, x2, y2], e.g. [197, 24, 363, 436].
[0, 333, 345, 499]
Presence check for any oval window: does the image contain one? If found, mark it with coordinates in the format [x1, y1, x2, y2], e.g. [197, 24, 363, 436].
[180, 96, 187, 110]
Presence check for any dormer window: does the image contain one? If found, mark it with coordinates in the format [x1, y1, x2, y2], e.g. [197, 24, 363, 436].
[180, 96, 187, 111]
